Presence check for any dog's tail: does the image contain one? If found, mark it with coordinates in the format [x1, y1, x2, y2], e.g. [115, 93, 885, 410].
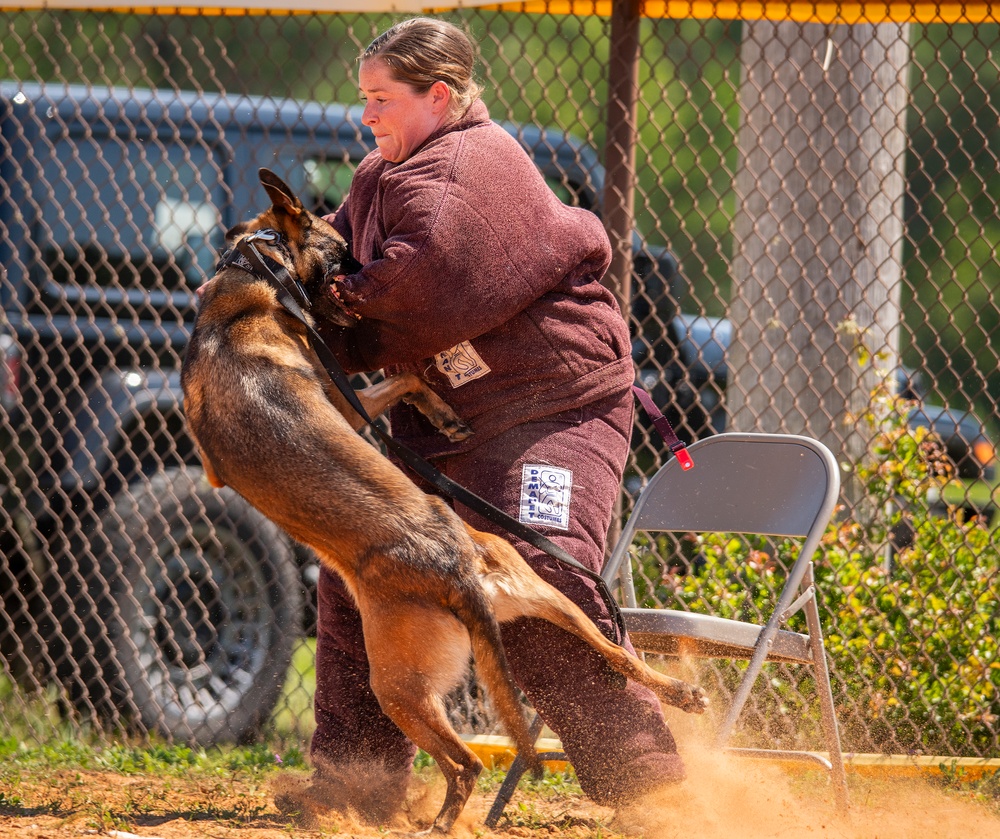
[452, 584, 544, 779]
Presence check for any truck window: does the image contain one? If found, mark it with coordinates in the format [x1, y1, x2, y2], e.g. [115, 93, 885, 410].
[35, 133, 227, 294]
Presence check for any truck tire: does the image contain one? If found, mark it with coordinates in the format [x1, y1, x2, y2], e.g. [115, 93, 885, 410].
[91, 466, 302, 745]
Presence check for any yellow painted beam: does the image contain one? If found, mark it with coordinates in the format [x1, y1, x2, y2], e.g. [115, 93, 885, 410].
[464, 735, 1000, 781]
[1, 1, 997, 24]
[465, 734, 569, 772]
[841, 753, 1000, 781]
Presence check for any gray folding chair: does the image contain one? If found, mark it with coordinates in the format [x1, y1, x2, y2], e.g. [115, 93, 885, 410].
[486, 432, 848, 826]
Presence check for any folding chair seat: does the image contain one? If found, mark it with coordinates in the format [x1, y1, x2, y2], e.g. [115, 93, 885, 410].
[486, 432, 848, 826]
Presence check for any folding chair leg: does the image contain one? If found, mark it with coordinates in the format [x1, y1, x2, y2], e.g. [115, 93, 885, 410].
[716, 590, 850, 812]
[803, 591, 850, 811]
[714, 614, 783, 749]
[485, 714, 546, 828]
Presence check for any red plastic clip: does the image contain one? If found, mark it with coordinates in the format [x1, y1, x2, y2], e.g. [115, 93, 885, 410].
[674, 446, 694, 471]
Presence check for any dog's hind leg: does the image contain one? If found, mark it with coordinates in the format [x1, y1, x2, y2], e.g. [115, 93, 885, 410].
[474, 530, 709, 714]
[358, 601, 483, 834]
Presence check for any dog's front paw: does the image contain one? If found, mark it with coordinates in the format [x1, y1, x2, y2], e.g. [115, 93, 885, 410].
[441, 417, 473, 442]
[682, 684, 710, 714]
[663, 678, 709, 714]
[407, 393, 473, 442]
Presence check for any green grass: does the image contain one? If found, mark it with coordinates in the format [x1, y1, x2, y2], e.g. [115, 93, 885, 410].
[0, 739, 305, 830]
[934, 761, 1000, 817]
[0, 736, 305, 776]
[0, 677, 92, 746]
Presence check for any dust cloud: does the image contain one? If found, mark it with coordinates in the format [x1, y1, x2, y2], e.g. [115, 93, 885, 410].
[611, 746, 1000, 839]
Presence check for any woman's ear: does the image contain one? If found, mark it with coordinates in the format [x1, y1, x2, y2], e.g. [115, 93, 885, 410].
[429, 80, 451, 113]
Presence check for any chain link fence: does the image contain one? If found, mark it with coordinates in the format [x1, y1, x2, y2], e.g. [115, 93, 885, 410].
[1, 9, 997, 760]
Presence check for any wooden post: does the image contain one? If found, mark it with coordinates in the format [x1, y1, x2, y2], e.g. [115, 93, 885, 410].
[603, 0, 641, 315]
[604, 0, 641, 547]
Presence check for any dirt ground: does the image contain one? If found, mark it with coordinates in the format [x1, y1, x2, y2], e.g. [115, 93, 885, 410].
[2, 747, 999, 839]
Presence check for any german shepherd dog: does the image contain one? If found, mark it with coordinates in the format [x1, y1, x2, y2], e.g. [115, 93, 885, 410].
[181, 169, 707, 834]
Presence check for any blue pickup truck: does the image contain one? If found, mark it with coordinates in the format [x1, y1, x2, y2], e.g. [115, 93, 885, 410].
[632, 313, 996, 487]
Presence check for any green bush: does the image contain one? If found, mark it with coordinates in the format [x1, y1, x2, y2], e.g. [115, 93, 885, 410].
[819, 383, 999, 755]
[630, 380, 1000, 756]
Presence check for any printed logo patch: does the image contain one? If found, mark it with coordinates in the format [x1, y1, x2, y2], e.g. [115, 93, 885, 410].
[519, 464, 573, 531]
[434, 341, 491, 388]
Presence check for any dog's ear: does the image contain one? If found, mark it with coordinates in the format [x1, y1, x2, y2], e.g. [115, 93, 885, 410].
[225, 221, 248, 242]
[259, 168, 304, 216]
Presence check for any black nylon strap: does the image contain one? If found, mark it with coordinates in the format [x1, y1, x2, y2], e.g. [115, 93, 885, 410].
[232, 235, 629, 646]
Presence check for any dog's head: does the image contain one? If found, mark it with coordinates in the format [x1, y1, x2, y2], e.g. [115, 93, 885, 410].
[225, 168, 358, 327]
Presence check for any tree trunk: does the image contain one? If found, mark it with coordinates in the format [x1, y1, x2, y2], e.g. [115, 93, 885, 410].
[728, 21, 910, 502]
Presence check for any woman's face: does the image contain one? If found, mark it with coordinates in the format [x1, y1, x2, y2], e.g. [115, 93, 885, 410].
[359, 60, 451, 163]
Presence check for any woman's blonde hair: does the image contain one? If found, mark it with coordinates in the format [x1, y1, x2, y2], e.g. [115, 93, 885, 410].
[362, 18, 484, 116]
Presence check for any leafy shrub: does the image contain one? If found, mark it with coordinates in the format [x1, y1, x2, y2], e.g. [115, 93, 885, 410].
[818, 381, 999, 755]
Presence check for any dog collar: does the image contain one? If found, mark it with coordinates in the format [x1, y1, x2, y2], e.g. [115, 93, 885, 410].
[217, 229, 312, 311]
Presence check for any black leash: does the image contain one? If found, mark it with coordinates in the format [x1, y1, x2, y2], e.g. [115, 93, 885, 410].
[225, 230, 630, 646]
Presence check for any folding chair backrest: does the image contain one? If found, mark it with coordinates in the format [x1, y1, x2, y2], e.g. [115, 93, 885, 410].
[604, 433, 839, 586]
